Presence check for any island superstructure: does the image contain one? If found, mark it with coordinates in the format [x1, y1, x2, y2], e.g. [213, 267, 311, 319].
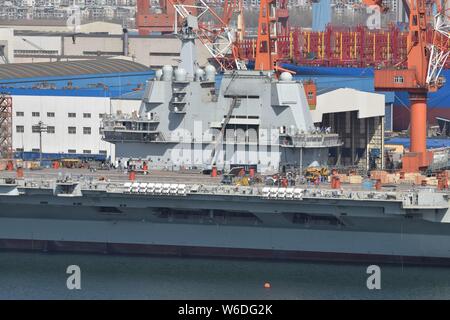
[102, 13, 341, 174]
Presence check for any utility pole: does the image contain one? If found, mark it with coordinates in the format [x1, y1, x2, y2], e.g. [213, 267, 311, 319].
[35, 121, 47, 167]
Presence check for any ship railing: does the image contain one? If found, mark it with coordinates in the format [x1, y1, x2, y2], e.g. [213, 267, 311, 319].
[287, 133, 342, 148]
[102, 114, 160, 128]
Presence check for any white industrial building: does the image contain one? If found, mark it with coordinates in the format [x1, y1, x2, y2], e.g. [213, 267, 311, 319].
[12, 95, 111, 156]
[12, 95, 138, 159]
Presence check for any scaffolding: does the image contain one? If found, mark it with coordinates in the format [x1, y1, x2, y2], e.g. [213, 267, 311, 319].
[0, 94, 12, 159]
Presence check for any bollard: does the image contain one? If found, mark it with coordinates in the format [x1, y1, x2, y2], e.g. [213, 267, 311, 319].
[331, 176, 341, 189]
[375, 179, 381, 190]
[16, 167, 24, 179]
[6, 161, 13, 171]
[334, 176, 341, 189]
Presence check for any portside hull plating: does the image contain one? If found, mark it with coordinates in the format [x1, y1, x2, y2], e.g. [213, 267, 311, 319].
[1, 195, 450, 265]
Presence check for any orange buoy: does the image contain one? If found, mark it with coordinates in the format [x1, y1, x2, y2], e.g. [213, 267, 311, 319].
[128, 170, 136, 181]
[264, 282, 271, 289]
[211, 166, 217, 177]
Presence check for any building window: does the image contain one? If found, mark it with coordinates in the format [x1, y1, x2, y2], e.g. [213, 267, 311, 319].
[47, 126, 55, 134]
[32, 112, 40, 117]
[68, 126, 76, 134]
[99, 150, 107, 155]
[16, 111, 24, 117]
[99, 113, 106, 119]
[16, 125, 24, 133]
[83, 127, 91, 135]
[83, 113, 91, 118]
[15, 148, 24, 152]
[31, 148, 40, 152]
[15, 49, 58, 55]
[32, 125, 41, 133]
[394, 76, 404, 84]
[68, 113, 76, 118]
[47, 112, 55, 117]
[83, 150, 91, 154]
[68, 149, 76, 153]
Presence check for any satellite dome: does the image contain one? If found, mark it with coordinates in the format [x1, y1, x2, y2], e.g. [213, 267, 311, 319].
[195, 68, 205, 81]
[279, 72, 293, 82]
[174, 68, 187, 82]
[162, 65, 173, 81]
[205, 64, 216, 81]
[155, 69, 163, 81]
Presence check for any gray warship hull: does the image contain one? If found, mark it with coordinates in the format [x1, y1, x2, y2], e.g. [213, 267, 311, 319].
[1, 175, 450, 265]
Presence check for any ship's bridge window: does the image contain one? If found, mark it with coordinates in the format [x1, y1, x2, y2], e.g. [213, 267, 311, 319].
[224, 95, 259, 99]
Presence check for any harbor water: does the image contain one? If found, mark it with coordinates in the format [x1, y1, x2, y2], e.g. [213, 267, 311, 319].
[1, 251, 450, 299]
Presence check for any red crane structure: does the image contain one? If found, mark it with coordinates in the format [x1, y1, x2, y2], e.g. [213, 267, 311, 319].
[136, 0, 191, 35]
[253, 0, 291, 71]
[374, 0, 449, 172]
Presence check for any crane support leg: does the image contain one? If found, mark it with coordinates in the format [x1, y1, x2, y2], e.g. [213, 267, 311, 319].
[402, 91, 431, 172]
[409, 93, 427, 158]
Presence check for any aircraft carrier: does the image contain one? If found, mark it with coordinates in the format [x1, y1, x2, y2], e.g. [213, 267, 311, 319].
[1, 14, 450, 266]
[0, 169, 450, 265]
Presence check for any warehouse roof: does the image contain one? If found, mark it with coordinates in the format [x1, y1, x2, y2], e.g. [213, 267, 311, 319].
[0, 59, 151, 80]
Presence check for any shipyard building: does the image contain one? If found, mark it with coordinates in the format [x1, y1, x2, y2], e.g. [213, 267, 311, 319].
[0, 59, 150, 161]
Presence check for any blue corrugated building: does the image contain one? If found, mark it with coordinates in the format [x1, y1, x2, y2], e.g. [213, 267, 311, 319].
[0, 59, 155, 98]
